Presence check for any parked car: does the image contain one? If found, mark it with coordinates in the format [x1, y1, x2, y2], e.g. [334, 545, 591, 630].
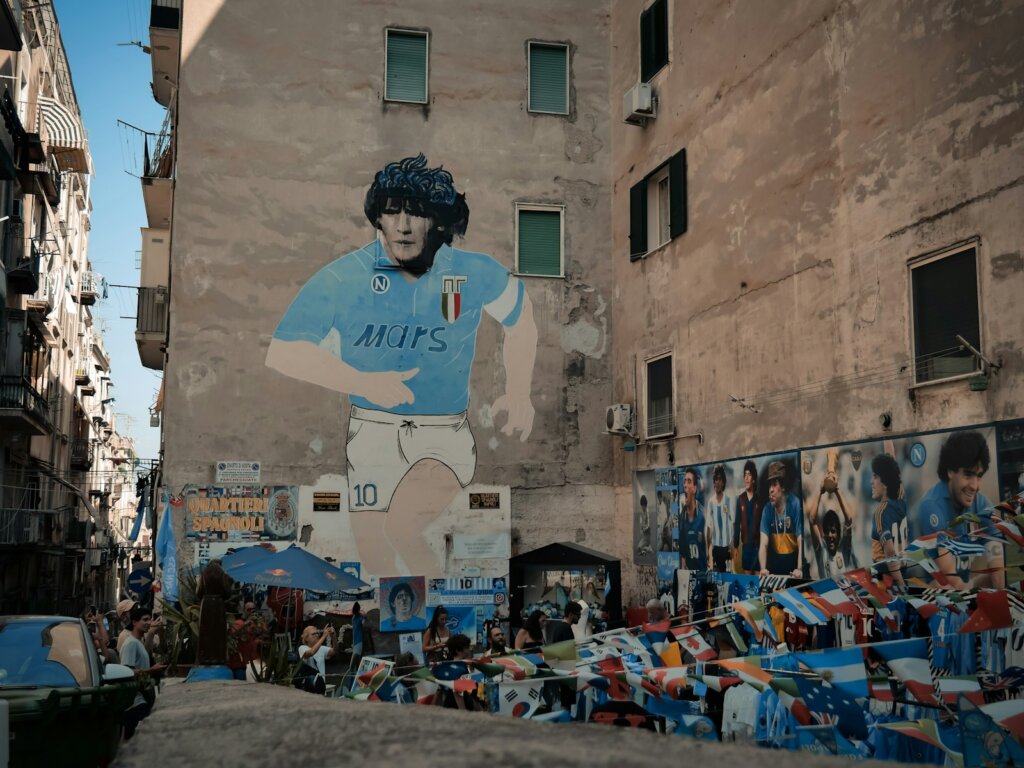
[0, 616, 137, 767]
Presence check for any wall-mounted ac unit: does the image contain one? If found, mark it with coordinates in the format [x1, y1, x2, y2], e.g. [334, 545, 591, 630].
[606, 403, 635, 435]
[623, 82, 656, 125]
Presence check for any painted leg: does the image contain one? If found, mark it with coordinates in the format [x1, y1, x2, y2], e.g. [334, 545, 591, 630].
[385, 460, 460, 577]
[350, 511, 396, 577]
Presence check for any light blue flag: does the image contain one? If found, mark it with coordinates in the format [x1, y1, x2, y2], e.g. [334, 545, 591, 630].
[128, 494, 146, 542]
[155, 495, 178, 603]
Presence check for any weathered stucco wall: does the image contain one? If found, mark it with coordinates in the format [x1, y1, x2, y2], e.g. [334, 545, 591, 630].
[164, 1, 619, 580]
[609, 0, 1024, 584]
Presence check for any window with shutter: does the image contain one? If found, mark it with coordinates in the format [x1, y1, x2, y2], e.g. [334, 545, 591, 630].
[385, 29, 428, 104]
[640, 0, 669, 82]
[628, 148, 686, 261]
[516, 205, 563, 277]
[528, 42, 568, 114]
[646, 355, 674, 437]
[911, 243, 981, 384]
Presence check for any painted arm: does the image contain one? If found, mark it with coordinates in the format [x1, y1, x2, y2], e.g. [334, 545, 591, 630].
[882, 537, 906, 588]
[758, 531, 769, 575]
[266, 337, 418, 409]
[490, 291, 537, 441]
[934, 547, 970, 590]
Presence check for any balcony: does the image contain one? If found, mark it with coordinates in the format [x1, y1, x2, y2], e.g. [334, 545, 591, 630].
[70, 438, 93, 471]
[78, 271, 98, 305]
[0, 509, 34, 546]
[25, 272, 57, 313]
[74, 358, 91, 387]
[0, 376, 51, 436]
[135, 286, 168, 370]
[18, 154, 62, 205]
[150, 1, 181, 108]
[1, 217, 38, 295]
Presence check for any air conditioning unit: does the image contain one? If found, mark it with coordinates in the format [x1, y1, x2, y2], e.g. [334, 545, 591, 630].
[623, 82, 656, 125]
[606, 403, 635, 435]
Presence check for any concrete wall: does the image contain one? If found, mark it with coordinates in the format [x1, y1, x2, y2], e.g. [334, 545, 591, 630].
[608, 0, 1024, 600]
[165, 1, 618, 584]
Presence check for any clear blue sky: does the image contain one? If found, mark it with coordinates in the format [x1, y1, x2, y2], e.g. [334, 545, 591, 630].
[54, 0, 165, 461]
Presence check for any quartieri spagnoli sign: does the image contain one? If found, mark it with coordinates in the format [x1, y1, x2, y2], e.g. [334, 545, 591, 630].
[176, 485, 299, 541]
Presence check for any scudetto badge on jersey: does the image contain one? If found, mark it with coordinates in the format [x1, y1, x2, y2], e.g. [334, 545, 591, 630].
[441, 275, 467, 323]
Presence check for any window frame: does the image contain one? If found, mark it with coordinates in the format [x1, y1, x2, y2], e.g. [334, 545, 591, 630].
[908, 239, 983, 387]
[644, 352, 675, 440]
[514, 203, 565, 278]
[629, 148, 687, 261]
[639, 0, 669, 83]
[384, 27, 430, 105]
[646, 165, 670, 250]
[527, 41, 570, 116]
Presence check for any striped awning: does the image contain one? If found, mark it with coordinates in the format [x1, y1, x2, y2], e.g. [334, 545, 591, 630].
[38, 96, 90, 174]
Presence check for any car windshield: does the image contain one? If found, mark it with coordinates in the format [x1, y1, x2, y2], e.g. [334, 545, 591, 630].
[0, 620, 90, 688]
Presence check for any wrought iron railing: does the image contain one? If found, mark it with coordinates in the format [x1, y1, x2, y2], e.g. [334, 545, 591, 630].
[0, 509, 32, 545]
[137, 286, 169, 335]
[0, 375, 50, 428]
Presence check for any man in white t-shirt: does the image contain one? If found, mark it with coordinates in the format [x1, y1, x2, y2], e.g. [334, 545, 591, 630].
[297, 624, 336, 693]
[704, 465, 735, 572]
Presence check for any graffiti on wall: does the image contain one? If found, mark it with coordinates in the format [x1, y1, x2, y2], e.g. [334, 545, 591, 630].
[641, 425, 1003, 588]
[266, 155, 536, 577]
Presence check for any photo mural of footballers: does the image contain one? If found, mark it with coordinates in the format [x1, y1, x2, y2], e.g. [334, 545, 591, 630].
[266, 154, 537, 577]
[677, 467, 708, 573]
[655, 469, 679, 593]
[633, 470, 657, 566]
[800, 427, 1001, 588]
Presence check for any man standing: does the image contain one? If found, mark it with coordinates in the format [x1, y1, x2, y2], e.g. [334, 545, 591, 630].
[917, 431, 1000, 590]
[705, 465, 734, 572]
[548, 601, 581, 644]
[120, 605, 166, 740]
[732, 461, 761, 573]
[267, 154, 537, 576]
[758, 461, 803, 577]
[806, 449, 853, 579]
[679, 468, 707, 572]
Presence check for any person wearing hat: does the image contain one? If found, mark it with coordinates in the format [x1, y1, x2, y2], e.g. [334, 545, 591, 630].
[758, 461, 803, 577]
[115, 598, 138, 654]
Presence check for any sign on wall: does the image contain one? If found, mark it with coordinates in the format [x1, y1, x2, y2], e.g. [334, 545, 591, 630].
[215, 461, 261, 484]
[452, 533, 510, 559]
[179, 485, 299, 541]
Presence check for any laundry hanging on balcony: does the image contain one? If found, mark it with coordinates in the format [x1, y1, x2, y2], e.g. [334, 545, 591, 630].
[37, 96, 89, 173]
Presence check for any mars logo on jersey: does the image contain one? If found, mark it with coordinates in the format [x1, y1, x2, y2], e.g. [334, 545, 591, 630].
[441, 276, 467, 322]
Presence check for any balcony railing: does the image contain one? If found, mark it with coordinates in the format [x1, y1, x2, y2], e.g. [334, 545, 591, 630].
[78, 271, 98, 305]
[0, 376, 50, 431]
[70, 438, 93, 470]
[137, 286, 169, 335]
[2, 218, 40, 295]
[0, 509, 33, 546]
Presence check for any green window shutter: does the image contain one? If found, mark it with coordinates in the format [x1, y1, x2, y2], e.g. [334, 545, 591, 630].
[529, 44, 568, 114]
[668, 148, 687, 239]
[518, 210, 561, 276]
[386, 31, 427, 103]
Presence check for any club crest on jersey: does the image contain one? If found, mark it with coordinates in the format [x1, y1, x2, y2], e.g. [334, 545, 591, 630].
[441, 275, 467, 323]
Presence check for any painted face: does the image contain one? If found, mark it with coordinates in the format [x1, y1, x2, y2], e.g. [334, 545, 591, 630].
[393, 589, 413, 618]
[824, 521, 840, 554]
[683, 472, 696, 502]
[744, 470, 754, 493]
[947, 463, 985, 510]
[768, 479, 783, 507]
[870, 474, 885, 501]
[714, 476, 725, 495]
[379, 208, 434, 267]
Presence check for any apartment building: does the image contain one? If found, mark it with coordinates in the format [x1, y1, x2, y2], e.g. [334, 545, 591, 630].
[146, 1, 1022, 608]
[0, 1, 131, 614]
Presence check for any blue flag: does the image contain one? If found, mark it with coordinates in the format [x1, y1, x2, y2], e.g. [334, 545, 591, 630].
[128, 494, 146, 542]
[155, 496, 178, 603]
[794, 677, 868, 740]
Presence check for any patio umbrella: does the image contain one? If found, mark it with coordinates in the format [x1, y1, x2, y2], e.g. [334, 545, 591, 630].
[227, 544, 369, 592]
[220, 544, 275, 572]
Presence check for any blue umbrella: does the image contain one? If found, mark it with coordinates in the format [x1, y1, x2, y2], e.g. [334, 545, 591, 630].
[227, 545, 369, 592]
[221, 544, 274, 572]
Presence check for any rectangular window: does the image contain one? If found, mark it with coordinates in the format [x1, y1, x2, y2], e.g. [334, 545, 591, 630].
[385, 29, 428, 103]
[640, 0, 669, 82]
[516, 205, 563, 277]
[646, 355, 674, 438]
[629, 148, 686, 260]
[911, 243, 981, 384]
[528, 42, 569, 114]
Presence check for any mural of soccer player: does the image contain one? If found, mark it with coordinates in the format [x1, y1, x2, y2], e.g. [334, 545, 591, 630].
[806, 448, 854, 579]
[266, 155, 537, 577]
[916, 431, 1002, 590]
[732, 460, 762, 574]
[759, 461, 804, 577]
[679, 468, 707, 572]
[704, 464, 734, 572]
[869, 443, 908, 588]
